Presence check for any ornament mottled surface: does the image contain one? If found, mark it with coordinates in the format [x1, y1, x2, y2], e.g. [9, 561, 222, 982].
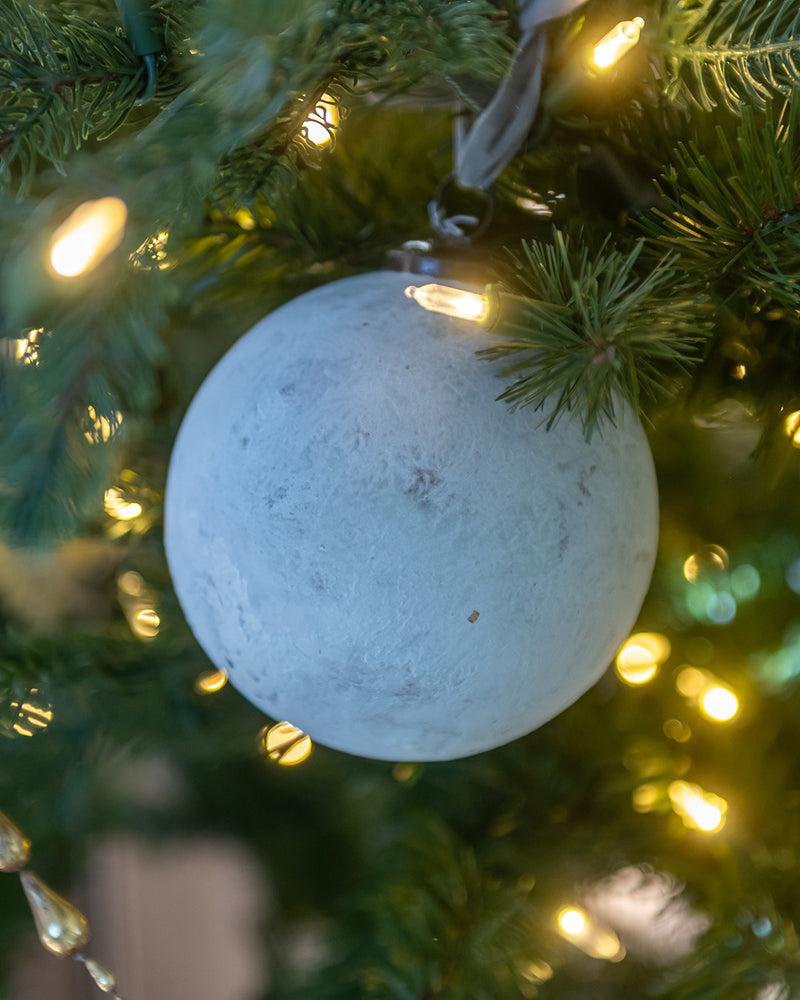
[165, 271, 658, 760]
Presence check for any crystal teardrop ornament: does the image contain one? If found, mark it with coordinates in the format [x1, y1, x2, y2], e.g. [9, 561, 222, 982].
[20, 871, 90, 956]
[0, 810, 31, 873]
[84, 958, 118, 992]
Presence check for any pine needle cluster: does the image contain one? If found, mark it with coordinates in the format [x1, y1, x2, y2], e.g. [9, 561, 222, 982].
[482, 231, 711, 438]
[654, 0, 800, 113]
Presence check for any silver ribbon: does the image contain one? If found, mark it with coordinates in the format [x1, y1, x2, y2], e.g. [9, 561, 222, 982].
[455, 0, 589, 190]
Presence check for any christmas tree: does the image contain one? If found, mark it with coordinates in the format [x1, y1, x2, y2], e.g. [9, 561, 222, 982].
[2, 0, 800, 998]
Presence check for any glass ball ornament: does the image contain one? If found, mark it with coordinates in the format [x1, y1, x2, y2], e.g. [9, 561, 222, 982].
[165, 271, 658, 761]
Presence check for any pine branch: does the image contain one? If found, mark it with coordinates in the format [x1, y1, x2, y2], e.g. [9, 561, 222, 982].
[654, 0, 800, 113]
[0, 263, 168, 546]
[642, 98, 800, 311]
[204, 0, 511, 203]
[0, 0, 149, 190]
[481, 230, 712, 439]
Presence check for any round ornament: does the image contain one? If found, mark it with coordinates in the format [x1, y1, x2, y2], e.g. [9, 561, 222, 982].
[165, 271, 658, 761]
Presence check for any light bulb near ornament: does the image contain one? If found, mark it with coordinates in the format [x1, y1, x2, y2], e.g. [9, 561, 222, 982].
[165, 270, 658, 761]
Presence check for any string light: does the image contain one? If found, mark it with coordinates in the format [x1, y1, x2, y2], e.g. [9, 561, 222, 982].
[556, 906, 625, 961]
[103, 487, 142, 521]
[258, 722, 312, 766]
[85, 406, 123, 444]
[131, 230, 171, 270]
[699, 684, 739, 722]
[15, 329, 42, 365]
[675, 667, 739, 722]
[133, 608, 160, 638]
[117, 571, 161, 640]
[49, 197, 128, 277]
[558, 908, 586, 935]
[668, 780, 727, 833]
[591, 17, 645, 70]
[615, 632, 671, 685]
[404, 284, 492, 322]
[194, 669, 229, 694]
[1, 688, 53, 739]
[302, 93, 340, 146]
[784, 410, 800, 448]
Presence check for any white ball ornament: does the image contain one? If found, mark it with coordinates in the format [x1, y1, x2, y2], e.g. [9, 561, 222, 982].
[165, 270, 658, 761]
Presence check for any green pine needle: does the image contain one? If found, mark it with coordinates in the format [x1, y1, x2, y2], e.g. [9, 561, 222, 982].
[655, 0, 800, 114]
[0, 0, 150, 189]
[643, 98, 800, 310]
[481, 230, 712, 439]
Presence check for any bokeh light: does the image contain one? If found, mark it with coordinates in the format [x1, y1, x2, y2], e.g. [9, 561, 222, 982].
[557, 906, 625, 961]
[676, 667, 739, 722]
[632, 783, 659, 812]
[259, 722, 312, 766]
[133, 608, 160, 638]
[699, 685, 739, 722]
[104, 488, 142, 521]
[85, 406, 123, 444]
[683, 545, 729, 582]
[50, 197, 128, 277]
[616, 632, 671, 685]
[302, 93, 340, 146]
[558, 908, 586, 935]
[663, 718, 692, 743]
[676, 667, 706, 698]
[668, 781, 727, 833]
[784, 410, 800, 447]
[0, 687, 53, 739]
[194, 669, 228, 694]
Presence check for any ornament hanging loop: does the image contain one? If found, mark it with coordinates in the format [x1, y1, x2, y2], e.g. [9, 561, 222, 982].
[428, 173, 494, 245]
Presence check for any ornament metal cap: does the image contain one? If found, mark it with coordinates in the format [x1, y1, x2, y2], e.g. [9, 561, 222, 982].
[20, 871, 91, 956]
[0, 810, 31, 873]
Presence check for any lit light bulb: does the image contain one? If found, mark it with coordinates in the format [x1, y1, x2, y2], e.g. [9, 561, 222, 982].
[784, 410, 800, 448]
[259, 722, 312, 765]
[15, 329, 42, 365]
[104, 488, 142, 521]
[405, 284, 491, 322]
[615, 632, 670, 685]
[194, 669, 228, 694]
[676, 667, 739, 723]
[557, 906, 625, 961]
[85, 406, 123, 444]
[131, 230, 171, 270]
[133, 608, 160, 638]
[558, 908, 586, 935]
[591, 17, 645, 70]
[668, 780, 727, 833]
[302, 93, 340, 146]
[49, 197, 128, 277]
[699, 685, 739, 722]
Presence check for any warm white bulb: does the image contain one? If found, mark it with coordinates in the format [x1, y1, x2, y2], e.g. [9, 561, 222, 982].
[668, 781, 727, 833]
[404, 284, 491, 323]
[558, 908, 586, 935]
[591, 17, 645, 69]
[700, 685, 739, 722]
[302, 93, 340, 146]
[49, 197, 128, 277]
